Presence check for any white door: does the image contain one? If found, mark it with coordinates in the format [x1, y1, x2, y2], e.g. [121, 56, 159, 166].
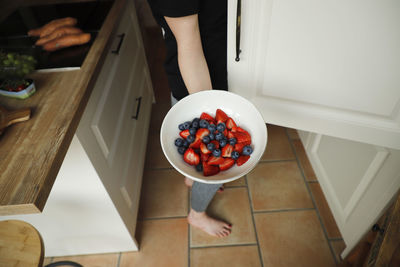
[227, 0, 400, 256]
[228, 0, 400, 150]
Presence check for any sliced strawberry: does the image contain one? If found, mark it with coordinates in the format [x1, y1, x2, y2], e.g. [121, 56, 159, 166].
[200, 112, 215, 123]
[207, 155, 225, 165]
[190, 138, 202, 149]
[200, 152, 210, 162]
[236, 155, 250, 166]
[200, 142, 211, 154]
[179, 129, 190, 139]
[225, 117, 237, 129]
[221, 144, 234, 157]
[231, 126, 238, 133]
[215, 109, 228, 123]
[189, 128, 210, 149]
[227, 131, 235, 139]
[223, 129, 228, 136]
[233, 131, 251, 146]
[203, 162, 220, 176]
[237, 127, 248, 133]
[196, 128, 210, 139]
[219, 158, 235, 171]
[234, 143, 245, 153]
[183, 148, 200, 166]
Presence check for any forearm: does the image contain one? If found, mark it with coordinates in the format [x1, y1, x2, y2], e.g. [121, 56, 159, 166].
[165, 15, 212, 94]
[177, 38, 212, 94]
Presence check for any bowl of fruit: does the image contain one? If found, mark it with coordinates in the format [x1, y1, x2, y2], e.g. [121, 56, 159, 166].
[160, 90, 268, 184]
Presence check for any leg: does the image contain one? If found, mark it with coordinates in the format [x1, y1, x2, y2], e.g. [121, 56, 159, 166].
[188, 181, 232, 237]
[185, 176, 224, 192]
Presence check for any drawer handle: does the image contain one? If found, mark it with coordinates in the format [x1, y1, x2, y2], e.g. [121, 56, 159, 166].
[132, 97, 142, 120]
[112, 33, 125, 54]
[235, 0, 242, 62]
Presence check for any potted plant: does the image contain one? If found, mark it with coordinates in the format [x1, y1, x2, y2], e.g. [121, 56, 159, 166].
[0, 51, 37, 99]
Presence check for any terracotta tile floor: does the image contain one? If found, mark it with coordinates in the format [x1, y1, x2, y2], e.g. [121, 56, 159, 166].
[46, 27, 347, 266]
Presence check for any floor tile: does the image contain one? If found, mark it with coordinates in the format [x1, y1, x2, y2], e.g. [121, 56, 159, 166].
[309, 182, 342, 239]
[254, 210, 335, 267]
[261, 124, 295, 161]
[144, 132, 172, 169]
[191, 188, 257, 247]
[224, 176, 246, 187]
[139, 169, 189, 219]
[330, 240, 346, 263]
[287, 128, 300, 140]
[190, 245, 261, 267]
[52, 253, 119, 267]
[120, 218, 188, 267]
[247, 161, 314, 211]
[292, 139, 318, 181]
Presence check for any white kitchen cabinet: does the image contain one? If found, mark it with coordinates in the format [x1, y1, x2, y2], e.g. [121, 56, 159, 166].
[228, 0, 400, 257]
[76, 0, 153, 250]
[0, 0, 153, 256]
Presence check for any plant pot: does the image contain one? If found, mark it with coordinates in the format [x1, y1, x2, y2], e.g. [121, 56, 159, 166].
[0, 79, 36, 99]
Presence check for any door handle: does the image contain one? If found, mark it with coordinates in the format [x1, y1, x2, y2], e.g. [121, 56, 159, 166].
[235, 0, 242, 62]
[131, 97, 142, 120]
[112, 33, 125, 54]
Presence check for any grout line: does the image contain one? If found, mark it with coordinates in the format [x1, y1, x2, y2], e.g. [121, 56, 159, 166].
[139, 215, 187, 221]
[258, 159, 296, 164]
[285, 128, 339, 265]
[188, 187, 191, 267]
[191, 242, 259, 250]
[116, 252, 121, 267]
[328, 237, 344, 242]
[245, 175, 265, 267]
[252, 207, 315, 214]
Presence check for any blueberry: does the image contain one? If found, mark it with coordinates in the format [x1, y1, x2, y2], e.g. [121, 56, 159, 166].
[208, 133, 215, 140]
[178, 146, 186, 155]
[231, 151, 240, 160]
[178, 123, 185, 131]
[175, 138, 184, 147]
[189, 127, 197, 135]
[212, 149, 221, 157]
[229, 138, 237, 146]
[199, 119, 209, 128]
[242, 145, 253, 156]
[202, 136, 211, 144]
[207, 142, 216, 151]
[207, 124, 216, 132]
[182, 140, 189, 148]
[219, 139, 227, 148]
[187, 135, 195, 143]
[183, 121, 191, 130]
[217, 122, 226, 132]
[192, 118, 200, 129]
[215, 132, 224, 141]
[195, 163, 203, 172]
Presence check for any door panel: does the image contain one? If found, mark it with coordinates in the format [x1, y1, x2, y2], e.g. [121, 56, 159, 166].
[228, 0, 400, 149]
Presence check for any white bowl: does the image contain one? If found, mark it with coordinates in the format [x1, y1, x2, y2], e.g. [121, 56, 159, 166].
[160, 90, 268, 184]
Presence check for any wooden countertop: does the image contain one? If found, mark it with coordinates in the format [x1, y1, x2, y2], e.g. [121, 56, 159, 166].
[0, 0, 126, 215]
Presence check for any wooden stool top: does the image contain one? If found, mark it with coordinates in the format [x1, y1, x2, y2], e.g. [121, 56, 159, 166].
[0, 220, 44, 267]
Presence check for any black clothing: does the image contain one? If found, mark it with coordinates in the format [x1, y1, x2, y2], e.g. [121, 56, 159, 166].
[148, 0, 228, 100]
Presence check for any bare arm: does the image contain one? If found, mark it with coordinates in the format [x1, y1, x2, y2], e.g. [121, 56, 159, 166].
[164, 14, 212, 94]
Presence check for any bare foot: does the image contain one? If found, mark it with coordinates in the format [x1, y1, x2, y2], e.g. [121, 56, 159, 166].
[187, 209, 232, 237]
[184, 177, 224, 192]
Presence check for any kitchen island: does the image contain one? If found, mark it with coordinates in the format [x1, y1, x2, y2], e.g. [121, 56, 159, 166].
[0, 0, 153, 255]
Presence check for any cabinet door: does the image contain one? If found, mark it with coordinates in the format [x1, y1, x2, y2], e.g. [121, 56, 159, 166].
[77, 0, 153, 242]
[228, 0, 400, 149]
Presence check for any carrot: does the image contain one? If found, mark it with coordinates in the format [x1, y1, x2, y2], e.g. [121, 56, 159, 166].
[42, 33, 91, 52]
[28, 17, 77, 37]
[35, 26, 82, 46]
